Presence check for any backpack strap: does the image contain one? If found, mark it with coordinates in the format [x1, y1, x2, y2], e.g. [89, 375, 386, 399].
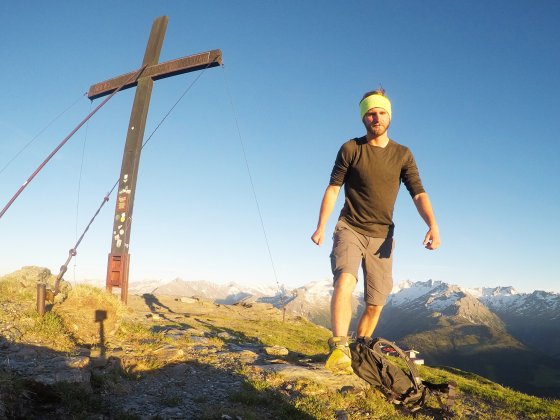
[353, 342, 414, 404]
[371, 338, 424, 393]
[423, 380, 458, 414]
[371, 339, 458, 414]
[445, 381, 458, 411]
[402, 387, 428, 412]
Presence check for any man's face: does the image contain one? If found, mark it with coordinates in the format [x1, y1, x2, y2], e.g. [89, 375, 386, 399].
[363, 107, 391, 137]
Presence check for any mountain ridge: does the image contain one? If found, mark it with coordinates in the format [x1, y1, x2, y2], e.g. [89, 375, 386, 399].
[134, 276, 560, 397]
[128, 276, 560, 331]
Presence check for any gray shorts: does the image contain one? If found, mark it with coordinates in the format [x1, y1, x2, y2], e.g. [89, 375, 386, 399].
[330, 219, 394, 306]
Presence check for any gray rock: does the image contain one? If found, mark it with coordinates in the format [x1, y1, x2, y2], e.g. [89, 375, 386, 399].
[227, 345, 261, 363]
[217, 331, 235, 340]
[180, 297, 199, 304]
[153, 345, 185, 359]
[264, 345, 289, 356]
[185, 328, 206, 337]
[189, 336, 209, 344]
[0, 342, 92, 389]
[258, 363, 368, 393]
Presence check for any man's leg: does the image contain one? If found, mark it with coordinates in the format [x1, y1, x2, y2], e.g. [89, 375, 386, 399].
[356, 304, 384, 338]
[325, 272, 357, 373]
[331, 272, 357, 337]
[327, 220, 365, 373]
[359, 237, 394, 343]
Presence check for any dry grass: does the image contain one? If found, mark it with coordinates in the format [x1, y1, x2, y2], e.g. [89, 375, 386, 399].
[2, 267, 560, 419]
[54, 284, 129, 345]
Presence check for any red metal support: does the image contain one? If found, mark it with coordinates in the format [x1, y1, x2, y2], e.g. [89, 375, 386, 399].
[106, 254, 130, 304]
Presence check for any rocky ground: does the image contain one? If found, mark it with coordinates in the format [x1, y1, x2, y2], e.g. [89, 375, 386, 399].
[0, 282, 366, 419]
[6, 268, 554, 420]
[103, 295, 365, 418]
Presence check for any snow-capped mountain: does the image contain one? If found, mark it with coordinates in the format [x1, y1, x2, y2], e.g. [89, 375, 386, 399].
[389, 280, 560, 325]
[376, 280, 560, 398]
[277, 280, 360, 328]
[388, 279, 444, 305]
[467, 286, 560, 360]
[475, 287, 560, 318]
[386, 280, 560, 350]
[136, 277, 560, 335]
[129, 275, 560, 396]
[133, 276, 560, 349]
[150, 279, 278, 304]
[378, 280, 509, 340]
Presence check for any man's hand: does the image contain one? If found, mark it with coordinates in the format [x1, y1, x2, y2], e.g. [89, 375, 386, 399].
[311, 185, 341, 247]
[413, 193, 440, 250]
[423, 225, 440, 250]
[311, 227, 325, 246]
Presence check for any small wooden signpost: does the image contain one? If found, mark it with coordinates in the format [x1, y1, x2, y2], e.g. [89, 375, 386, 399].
[87, 16, 222, 303]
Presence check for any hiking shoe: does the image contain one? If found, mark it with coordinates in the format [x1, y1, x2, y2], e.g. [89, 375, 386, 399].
[325, 337, 353, 374]
[356, 336, 373, 347]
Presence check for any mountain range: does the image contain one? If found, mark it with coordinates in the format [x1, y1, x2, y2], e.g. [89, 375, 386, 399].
[132, 277, 560, 397]
[376, 280, 560, 398]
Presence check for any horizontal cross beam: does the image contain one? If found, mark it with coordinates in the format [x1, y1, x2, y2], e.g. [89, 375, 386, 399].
[88, 49, 222, 100]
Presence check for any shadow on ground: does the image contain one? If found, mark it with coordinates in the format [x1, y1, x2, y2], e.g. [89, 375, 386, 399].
[0, 335, 316, 419]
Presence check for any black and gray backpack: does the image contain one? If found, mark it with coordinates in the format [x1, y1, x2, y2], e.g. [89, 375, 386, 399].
[349, 338, 457, 414]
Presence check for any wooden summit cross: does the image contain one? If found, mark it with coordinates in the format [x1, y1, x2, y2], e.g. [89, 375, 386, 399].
[87, 16, 222, 303]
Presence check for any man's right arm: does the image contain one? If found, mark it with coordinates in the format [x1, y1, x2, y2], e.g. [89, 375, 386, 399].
[311, 185, 341, 246]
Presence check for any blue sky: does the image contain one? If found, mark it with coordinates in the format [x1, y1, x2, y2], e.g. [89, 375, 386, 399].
[1, 1, 559, 292]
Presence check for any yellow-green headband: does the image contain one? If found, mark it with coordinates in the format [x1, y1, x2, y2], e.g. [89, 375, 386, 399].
[359, 94, 392, 120]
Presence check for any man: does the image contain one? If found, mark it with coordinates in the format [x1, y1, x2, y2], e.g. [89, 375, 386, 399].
[311, 89, 440, 373]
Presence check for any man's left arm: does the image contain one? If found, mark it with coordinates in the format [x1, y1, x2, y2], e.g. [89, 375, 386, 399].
[413, 192, 440, 250]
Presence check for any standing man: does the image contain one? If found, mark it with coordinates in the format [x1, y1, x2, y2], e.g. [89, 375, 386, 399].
[311, 89, 440, 373]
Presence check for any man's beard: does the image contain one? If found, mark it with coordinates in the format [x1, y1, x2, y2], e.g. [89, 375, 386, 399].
[366, 121, 390, 137]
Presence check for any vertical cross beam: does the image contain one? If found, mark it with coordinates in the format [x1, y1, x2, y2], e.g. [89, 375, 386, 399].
[106, 16, 168, 303]
[89, 16, 222, 304]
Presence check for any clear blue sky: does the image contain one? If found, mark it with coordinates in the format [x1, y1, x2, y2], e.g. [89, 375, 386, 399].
[1, 1, 559, 292]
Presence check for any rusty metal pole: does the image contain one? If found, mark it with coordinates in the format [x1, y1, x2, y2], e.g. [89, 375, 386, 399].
[37, 283, 46, 316]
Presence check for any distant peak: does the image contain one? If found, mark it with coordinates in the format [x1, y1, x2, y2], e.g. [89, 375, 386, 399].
[467, 286, 520, 298]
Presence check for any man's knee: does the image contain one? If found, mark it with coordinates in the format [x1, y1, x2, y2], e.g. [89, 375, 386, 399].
[363, 304, 384, 316]
[334, 272, 357, 294]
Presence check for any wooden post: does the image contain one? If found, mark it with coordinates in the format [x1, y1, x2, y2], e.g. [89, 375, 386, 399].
[37, 283, 46, 316]
[87, 16, 222, 303]
[107, 17, 166, 304]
